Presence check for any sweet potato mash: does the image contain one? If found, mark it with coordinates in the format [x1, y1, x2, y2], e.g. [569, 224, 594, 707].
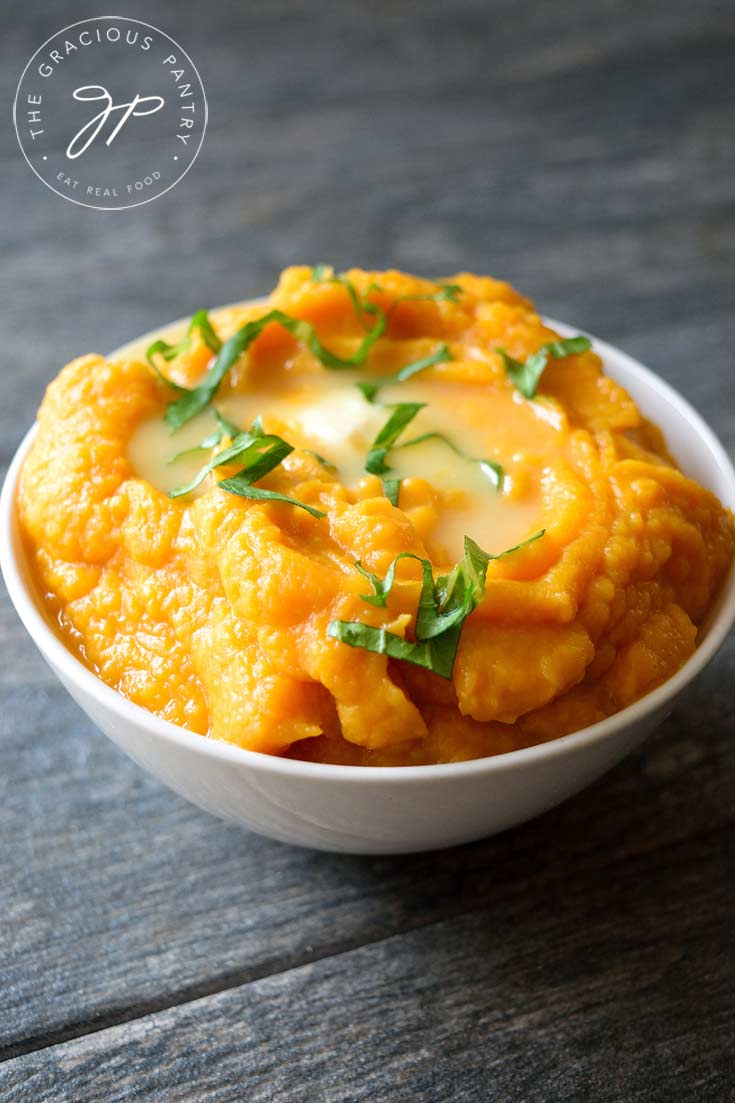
[18, 267, 734, 765]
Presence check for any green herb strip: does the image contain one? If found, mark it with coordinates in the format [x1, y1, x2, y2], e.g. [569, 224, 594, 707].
[166, 410, 242, 464]
[395, 430, 504, 491]
[146, 310, 222, 393]
[497, 336, 592, 399]
[390, 283, 463, 306]
[168, 429, 286, 498]
[326, 621, 454, 676]
[381, 477, 401, 507]
[311, 266, 461, 310]
[354, 551, 428, 607]
[168, 419, 325, 518]
[365, 403, 426, 476]
[328, 529, 545, 678]
[311, 267, 383, 332]
[357, 343, 453, 404]
[365, 416, 504, 502]
[163, 307, 388, 432]
[303, 449, 338, 472]
[312, 267, 457, 403]
[216, 477, 325, 518]
[364, 402, 426, 506]
[159, 271, 464, 431]
[363, 404, 505, 503]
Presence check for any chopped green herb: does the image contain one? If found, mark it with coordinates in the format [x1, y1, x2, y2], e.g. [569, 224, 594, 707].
[214, 410, 243, 439]
[542, 336, 593, 358]
[164, 307, 388, 433]
[393, 343, 453, 384]
[217, 476, 326, 518]
[168, 428, 286, 499]
[363, 402, 504, 503]
[312, 267, 459, 394]
[382, 477, 401, 506]
[161, 273, 463, 429]
[497, 335, 591, 399]
[166, 410, 243, 464]
[356, 381, 380, 403]
[363, 402, 426, 507]
[146, 311, 222, 394]
[364, 403, 426, 477]
[168, 419, 325, 518]
[326, 621, 449, 674]
[303, 449, 338, 472]
[167, 429, 221, 465]
[328, 529, 545, 678]
[357, 343, 453, 404]
[395, 430, 504, 491]
[147, 310, 222, 373]
[311, 266, 461, 311]
[354, 552, 427, 607]
[310, 266, 384, 332]
[389, 283, 463, 306]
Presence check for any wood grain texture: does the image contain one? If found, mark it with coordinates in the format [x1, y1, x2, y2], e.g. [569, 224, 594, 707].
[1, 834, 733, 1102]
[1, 0, 734, 1098]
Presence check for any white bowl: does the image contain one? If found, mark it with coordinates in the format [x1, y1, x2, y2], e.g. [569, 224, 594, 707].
[2, 320, 734, 853]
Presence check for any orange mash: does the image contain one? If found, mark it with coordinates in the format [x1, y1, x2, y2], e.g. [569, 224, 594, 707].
[17, 267, 734, 764]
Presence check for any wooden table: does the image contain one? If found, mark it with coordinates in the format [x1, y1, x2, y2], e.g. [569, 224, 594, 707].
[1, 2, 734, 1098]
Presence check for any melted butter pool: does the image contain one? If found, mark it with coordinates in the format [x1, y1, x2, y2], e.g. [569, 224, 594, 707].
[127, 356, 556, 560]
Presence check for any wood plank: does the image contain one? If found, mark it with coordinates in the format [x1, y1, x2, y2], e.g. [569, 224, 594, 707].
[1, 832, 732, 1102]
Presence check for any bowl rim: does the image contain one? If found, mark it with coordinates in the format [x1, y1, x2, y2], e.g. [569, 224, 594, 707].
[2, 317, 734, 784]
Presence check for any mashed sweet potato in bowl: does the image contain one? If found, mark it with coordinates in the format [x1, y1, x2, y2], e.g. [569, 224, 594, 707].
[2, 266, 734, 852]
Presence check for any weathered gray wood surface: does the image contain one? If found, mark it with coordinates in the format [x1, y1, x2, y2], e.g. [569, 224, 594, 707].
[1, 0, 734, 1099]
[3, 835, 734, 1103]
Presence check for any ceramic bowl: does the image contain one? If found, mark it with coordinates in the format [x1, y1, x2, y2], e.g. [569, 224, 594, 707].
[2, 319, 734, 853]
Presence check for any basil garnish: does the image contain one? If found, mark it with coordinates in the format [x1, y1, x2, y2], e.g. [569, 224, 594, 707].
[394, 430, 504, 491]
[146, 310, 222, 387]
[303, 449, 338, 472]
[354, 552, 427, 608]
[364, 403, 426, 477]
[166, 410, 242, 464]
[311, 266, 461, 310]
[363, 403, 504, 501]
[363, 402, 426, 505]
[497, 336, 591, 399]
[382, 477, 401, 507]
[357, 343, 453, 404]
[164, 308, 387, 432]
[328, 529, 545, 678]
[159, 271, 464, 431]
[168, 418, 326, 518]
[313, 267, 457, 403]
[389, 283, 463, 306]
[310, 266, 383, 332]
[217, 476, 326, 518]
